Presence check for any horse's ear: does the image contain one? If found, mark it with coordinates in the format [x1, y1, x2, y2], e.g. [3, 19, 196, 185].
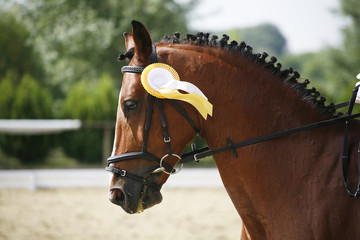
[131, 20, 152, 63]
[123, 32, 134, 51]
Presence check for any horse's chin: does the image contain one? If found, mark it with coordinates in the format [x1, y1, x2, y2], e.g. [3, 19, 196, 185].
[136, 185, 163, 213]
[109, 180, 163, 214]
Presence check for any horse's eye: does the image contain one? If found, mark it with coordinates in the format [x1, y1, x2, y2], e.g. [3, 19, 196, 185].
[124, 100, 138, 112]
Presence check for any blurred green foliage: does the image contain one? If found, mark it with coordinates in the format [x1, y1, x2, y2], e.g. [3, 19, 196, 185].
[279, 52, 335, 101]
[61, 73, 117, 120]
[0, 72, 54, 163]
[58, 74, 117, 163]
[0, 149, 22, 168]
[44, 148, 79, 168]
[278, 0, 360, 104]
[18, 0, 195, 98]
[0, 0, 195, 167]
[324, 0, 360, 102]
[0, 10, 45, 84]
[227, 24, 287, 56]
[11, 74, 53, 119]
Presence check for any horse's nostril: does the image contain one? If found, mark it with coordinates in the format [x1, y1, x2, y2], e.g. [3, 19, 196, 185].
[109, 188, 125, 205]
[115, 189, 124, 202]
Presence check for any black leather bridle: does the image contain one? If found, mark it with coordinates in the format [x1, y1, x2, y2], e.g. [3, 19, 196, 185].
[106, 45, 201, 184]
[106, 44, 360, 197]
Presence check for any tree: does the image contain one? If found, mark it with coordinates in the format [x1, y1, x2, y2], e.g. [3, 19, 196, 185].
[11, 75, 53, 119]
[277, 0, 360, 104]
[227, 24, 287, 56]
[280, 52, 335, 102]
[0, 0, 196, 166]
[0, 74, 54, 164]
[0, 8, 45, 84]
[18, 0, 196, 98]
[324, 0, 360, 102]
[59, 73, 118, 163]
[0, 8, 53, 166]
[0, 72, 16, 119]
[89, 73, 118, 120]
[61, 73, 117, 120]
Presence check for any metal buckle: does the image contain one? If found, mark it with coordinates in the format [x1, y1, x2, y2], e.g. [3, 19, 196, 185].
[159, 154, 182, 175]
[120, 170, 126, 177]
[194, 154, 200, 162]
[164, 137, 171, 143]
[106, 166, 127, 177]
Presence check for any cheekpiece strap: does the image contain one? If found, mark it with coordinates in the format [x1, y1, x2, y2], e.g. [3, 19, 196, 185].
[150, 44, 158, 64]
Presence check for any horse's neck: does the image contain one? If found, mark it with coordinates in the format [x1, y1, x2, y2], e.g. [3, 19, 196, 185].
[160, 44, 347, 236]
[160, 44, 327, 144]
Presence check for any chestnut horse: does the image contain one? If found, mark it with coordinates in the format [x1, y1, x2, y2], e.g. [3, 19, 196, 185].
[107, 21, 360, 239]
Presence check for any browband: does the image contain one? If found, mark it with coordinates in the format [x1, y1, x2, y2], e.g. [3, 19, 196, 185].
[121, 45, 157, 74]
[121, 66, 145, 74]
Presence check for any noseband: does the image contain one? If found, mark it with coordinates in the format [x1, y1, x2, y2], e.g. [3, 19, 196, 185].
[106, 45, 200, 184]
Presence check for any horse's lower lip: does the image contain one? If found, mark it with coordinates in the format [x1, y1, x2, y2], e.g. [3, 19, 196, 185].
[141, 185, 163, 210]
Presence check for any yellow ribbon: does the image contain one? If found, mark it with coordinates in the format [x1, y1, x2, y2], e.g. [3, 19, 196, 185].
[141, 63, 213, 119]
[158, 89, 213, 119]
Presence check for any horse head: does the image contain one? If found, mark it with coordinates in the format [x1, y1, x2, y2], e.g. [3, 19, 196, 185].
[108, 21, 202, 214]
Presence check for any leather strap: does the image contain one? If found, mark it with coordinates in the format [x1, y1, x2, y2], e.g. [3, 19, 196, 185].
[170, 100, 200, 133]
[120, 45, 157, 74]
[105, 166, 159, 188]
[342, 85, 360, 198]
[107, 44, 184, 177]
[181, 112, 360, 162]
[121, 66, 145, 74]
[107, 151, 173, 172]
[150, 44, 158, 64]
[335, 101, 350, 109]
[157, 99, 173, 156]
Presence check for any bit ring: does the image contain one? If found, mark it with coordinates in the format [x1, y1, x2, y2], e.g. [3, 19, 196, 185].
[160, 154, 182, 175]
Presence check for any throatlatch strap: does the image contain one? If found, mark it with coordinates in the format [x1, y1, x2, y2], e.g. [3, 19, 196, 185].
[170, 100, 200, 133]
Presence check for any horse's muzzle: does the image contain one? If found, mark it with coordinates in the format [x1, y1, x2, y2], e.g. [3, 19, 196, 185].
[109, 175, 163, 214]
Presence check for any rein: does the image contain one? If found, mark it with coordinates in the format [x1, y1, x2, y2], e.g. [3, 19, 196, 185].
[181, 112, 360, 162]
[107, 44, 360, 197]
[180, 85, 360, 197]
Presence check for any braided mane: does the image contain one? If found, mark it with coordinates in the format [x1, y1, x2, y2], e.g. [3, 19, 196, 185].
[160, 32, 341, 118]
[118, 32, 341, 118]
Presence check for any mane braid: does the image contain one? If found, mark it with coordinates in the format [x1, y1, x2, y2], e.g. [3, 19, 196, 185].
[160, 33, 342, 118]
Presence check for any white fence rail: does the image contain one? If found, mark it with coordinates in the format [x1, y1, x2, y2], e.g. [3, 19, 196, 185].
[0, 119, 82, 135]
[0, 168, 223, 190]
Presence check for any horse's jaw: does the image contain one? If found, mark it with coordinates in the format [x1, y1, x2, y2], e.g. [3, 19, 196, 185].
[109, 176, 163, 214]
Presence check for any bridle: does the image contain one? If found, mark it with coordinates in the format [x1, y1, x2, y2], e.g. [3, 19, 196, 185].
[106, 45, 201, 185]
[106, 44, 360, 197]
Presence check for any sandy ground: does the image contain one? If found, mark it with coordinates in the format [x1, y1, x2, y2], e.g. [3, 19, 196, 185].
[0, 187, 242, 240]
